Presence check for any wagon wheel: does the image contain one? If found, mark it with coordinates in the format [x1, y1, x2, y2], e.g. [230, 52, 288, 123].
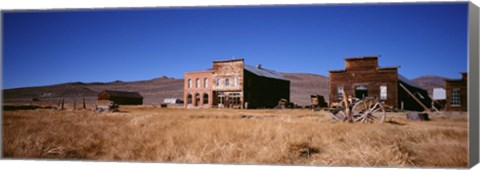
[351, 99, 386, 123]
[329, 101, 348, 122]
[330, 109, 347, 121]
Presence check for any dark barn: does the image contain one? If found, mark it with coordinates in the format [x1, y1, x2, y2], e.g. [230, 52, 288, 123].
[243, 64, 290, 109]
[329, 56, 432, 112]
[97, 90, 143, 105]
[445, 72, 468, 112]
[184, 59, 290, 109]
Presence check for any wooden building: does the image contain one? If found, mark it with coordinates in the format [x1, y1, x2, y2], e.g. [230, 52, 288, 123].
[184, 59, 290, 109]
[445, 72, 468, 111]
[97, 90, 143, 105]
[329, 56, 432, 111]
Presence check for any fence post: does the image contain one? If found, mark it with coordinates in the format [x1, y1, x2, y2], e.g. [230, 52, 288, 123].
[83, 97, 86, 109]
[73, 99, 77, 110]
[60, 98, 64, 110]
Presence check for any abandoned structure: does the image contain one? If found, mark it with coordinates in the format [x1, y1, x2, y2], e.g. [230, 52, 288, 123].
[310, 95, 328, 108]
[445, 72, 468, 111]
[163, 98, 184, 104]
[329, 56, 432, 111]
[97, 90, 143, 105]
[184, 59, 290, 109]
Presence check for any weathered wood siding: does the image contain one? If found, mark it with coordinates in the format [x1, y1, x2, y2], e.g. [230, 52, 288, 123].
[211, 59, 244, 108]
[329, 57, 398, 109]
[243, 70, 290, 108]
[97, 91, 143, 105]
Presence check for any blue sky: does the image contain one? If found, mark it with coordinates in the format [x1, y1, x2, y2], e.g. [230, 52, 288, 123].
[3, 3, 468, 89]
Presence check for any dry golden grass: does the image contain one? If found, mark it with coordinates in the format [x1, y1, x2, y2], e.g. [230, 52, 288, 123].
[2, 105, 468, 168]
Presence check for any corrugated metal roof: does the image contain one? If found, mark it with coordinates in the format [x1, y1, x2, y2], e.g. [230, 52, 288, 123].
[398, 74, 425, 90]
[244, 65, 289, 81]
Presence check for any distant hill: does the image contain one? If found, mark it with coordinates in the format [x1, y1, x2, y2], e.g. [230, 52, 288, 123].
[412, 75, 448, 97]
[3, 76, 183, 105]
[280, 73, 329, 106]
[4, 73, 441, 107]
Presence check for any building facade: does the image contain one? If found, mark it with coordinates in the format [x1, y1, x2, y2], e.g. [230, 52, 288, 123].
[329, 56, 431, 111]
[184, 70, 214, 108]
[184, 59, 290, 109]
[445, 72, 468, 112]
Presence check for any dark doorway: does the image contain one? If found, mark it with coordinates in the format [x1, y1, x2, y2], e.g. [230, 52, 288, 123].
[355, 85, 368, 99]
[194, 93, 200, 106]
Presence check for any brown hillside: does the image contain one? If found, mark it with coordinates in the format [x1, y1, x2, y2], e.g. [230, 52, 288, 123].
[280, 73, 329, 106]
[4, 73, 437, 107]
[412, 75, 447, 97]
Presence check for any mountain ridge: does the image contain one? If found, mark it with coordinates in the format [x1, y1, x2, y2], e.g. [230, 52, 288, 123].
[3, 73, 445, 106]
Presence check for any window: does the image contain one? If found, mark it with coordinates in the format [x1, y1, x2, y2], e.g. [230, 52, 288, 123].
[225, 77, 230, 86]
[187, 79, 192, 88]
[234, 77, 238, 86]
[195, 78, 200, 88]
[451, 89, 461, 106]
[337, 86, 343, 100]
[204, 78, 208, 88]
[216, 78, 221, 86]
[380, 85, 387, 100]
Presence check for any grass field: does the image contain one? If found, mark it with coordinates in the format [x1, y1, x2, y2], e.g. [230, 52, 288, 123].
[2, 105, 468, 168]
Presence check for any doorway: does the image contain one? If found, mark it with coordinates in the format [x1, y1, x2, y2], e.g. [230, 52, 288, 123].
[355, 85, 368, 99]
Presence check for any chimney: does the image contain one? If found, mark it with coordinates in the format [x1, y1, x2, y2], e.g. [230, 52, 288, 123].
[461, 72, 467, 80]
[257, 64, 262, 69]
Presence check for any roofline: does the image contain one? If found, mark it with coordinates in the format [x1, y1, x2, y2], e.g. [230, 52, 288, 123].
[243, 66, 289, 82]
[445, 78, 466, 82]
[212, 58, 244, 63]
[328, 69, 346, 73]
[344, 56, 379, 61]
[378, 66, 400, 70]
[184, 70, 214, 76]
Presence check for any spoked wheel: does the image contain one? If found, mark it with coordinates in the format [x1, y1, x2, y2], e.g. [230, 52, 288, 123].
[329, 102, 348, 122]
[331, 109, 347, 121]
[351, 98, 386, 123]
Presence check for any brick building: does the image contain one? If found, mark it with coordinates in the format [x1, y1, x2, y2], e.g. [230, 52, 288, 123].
[184, 59, 290, 109]
[445, 72, 468, 111]
[329, 56, 432, 111]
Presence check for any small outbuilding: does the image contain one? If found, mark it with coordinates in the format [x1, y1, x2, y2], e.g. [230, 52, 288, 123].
[310, 95, 328, 108]
[163, 98, 184, 104]
[97, 90, 143, 105]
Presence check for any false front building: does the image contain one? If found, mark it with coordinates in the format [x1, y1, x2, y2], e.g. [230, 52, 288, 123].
[184, 59, 290, 109]
[445, 72, 468, 112]
[329, 56, 432, 111]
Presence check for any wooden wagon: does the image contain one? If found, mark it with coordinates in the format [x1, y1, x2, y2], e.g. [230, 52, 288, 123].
[328, 89, 386, 123]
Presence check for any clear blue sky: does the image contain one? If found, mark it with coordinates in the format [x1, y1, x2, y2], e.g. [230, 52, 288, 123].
[3, 3, 468, 89]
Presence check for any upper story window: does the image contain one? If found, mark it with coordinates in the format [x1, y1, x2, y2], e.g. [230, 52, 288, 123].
[380, 85, 387, 100]
[451, 88, 461, 106]
[195, 78, 200, 88]
[337, 86, 343, 100]
[216, 77, 221, 87]
[225, 77, 230, 86]
[204, 78, 208, 88]
[187, 78, 192, 88]
[234, 77, 238, 87]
